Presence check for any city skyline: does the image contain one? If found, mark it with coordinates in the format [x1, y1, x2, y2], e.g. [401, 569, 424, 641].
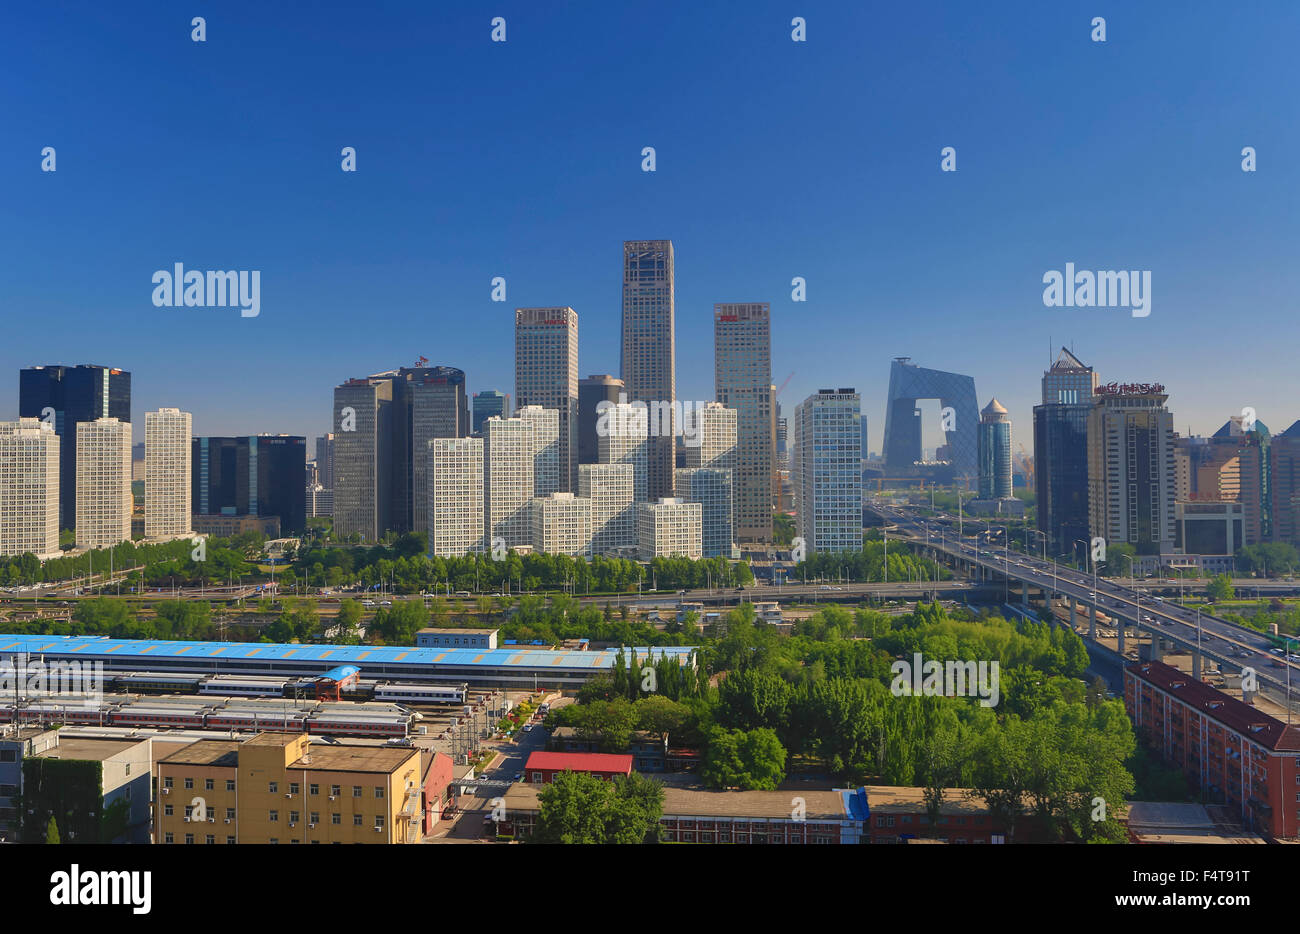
[4, 3, 1297, 456]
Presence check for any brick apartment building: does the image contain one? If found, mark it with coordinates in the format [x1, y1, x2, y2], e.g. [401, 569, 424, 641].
[1125, 660, 1300, 839]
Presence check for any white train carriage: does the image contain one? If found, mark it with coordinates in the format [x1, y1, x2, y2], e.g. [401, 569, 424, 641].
[10, 702, 114, 726]
[306, 714, 410, 738]
[200, 676, 292, 698]
[204, 709, 311, 731]
[109, 706, 208, 729]
[372, 682, 468, 705]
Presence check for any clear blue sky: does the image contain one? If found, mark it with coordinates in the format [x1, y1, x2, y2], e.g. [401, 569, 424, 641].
[2, 0, 1297, 455]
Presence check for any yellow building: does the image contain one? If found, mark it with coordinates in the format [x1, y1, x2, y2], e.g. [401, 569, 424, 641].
[155, 732, 422, 844]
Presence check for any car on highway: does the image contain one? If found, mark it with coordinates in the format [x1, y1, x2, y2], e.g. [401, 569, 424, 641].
[1239, 651, 1252, 658]
[380, 600, 393, 606]
[362, 599, 376, 607]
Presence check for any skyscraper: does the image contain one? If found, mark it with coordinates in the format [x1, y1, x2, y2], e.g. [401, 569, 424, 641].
[472, 391, 511, 434]
[577, 375, 624, 466]
[621, 240, 676, 501]
[1034, 348, 1098, 556]
[428, 437, 484, 557]
[0, 419, 60, 559]
[315, 434, 335, 489]
[683, 401, 738, 472]
[794, 389, 863, 555]
[395, 366, 469, 535]
[483, 415, 535, 549]
[675, 467, 734, 558]
[714, 303, 773, 544]
[882, 358, 978, 481]
[1270, 422, 1300, 546]
[144, 408, 192, 540]
[518, 405, 561, 496]
[75, 417, 132, 550]
[531, 492, 593, 557]
[978, 399, 1013, 500]
[192, 435, 307, 534]
[19, 364, 131, 530]
[598, 401, 650, 504]
[1087, 383, 1176, 557]
[332, 376, 394, 541]
[579, 462, 635, 555]
[515, 307, 578, 491]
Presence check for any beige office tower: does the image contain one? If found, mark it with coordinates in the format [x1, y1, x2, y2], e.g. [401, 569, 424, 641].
[75, 417, 132, 549]
[144, 408, 192, 539]
[714, 302, 773, 544]
[0, 419, 60, 559]
[428, 437, 484, 557]
[1087, 387, 1177, 554]
[484, 415, 535, 549]
[621, 240, 676, 501]
[579, 462, 635, 555]
[683, 401, 737, 471]
[515, 307, 578, 492]
[637, 497, 702, 560]
[518, 405, 561, 496]
[531, 492, 593, 557]
[597, 401, 650, 503]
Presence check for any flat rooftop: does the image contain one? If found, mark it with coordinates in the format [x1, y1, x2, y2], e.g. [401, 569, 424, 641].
[35, 737, 144, 761]
[159, 739, 241, 768]
[288, 744, 419, 773]
[502, 784, 856, 821]
[0, 634, 693, 671]
[417, 628, 498, 636]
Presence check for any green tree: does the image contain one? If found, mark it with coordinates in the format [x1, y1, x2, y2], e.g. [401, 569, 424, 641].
[532, 771, 664, 844]
[700, 726, 787, 790]
[1206, 573, 1235, 602]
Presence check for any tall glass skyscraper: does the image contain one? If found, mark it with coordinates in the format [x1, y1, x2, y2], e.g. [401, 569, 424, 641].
[882, 358, 978, 482]
[1033, 348, 1098, 555]
[978, 399, 1013, 500]
[192, 435, 307, 534]
[515, 307, 578, 492]
[714, 302, 773, 544]
[19, 364, 131, 530]
[621, 240, 675, 501]
[472, 391, 511, 434]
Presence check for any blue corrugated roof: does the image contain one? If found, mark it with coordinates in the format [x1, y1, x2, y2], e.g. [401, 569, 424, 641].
[0, 634, 696, 671]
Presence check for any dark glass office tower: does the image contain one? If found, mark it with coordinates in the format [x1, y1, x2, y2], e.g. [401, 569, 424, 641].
[578, 375, 624, 466]
[393, 366, 469, 535]
[19, 364, 132, 529]
[472, 391, 511, 434]
[192, 435, 307, 533]
[1033, 348, 1098, 556]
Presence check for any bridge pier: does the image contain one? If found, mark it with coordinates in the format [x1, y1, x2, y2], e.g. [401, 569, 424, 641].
[1088, 600, 1096, 641]
[1021, 580, 1029, 607]
[1117, 617, 1124, 657]
[1193, 649, 1201, 680]
[1070, 597, 1077, 631]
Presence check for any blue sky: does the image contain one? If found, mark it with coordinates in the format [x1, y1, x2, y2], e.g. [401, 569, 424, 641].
[2, 0, 1297, 455]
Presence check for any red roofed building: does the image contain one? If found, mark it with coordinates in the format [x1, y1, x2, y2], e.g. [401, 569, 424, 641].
[1125, 660, 1300, 839]
[524, 751, 633, 784]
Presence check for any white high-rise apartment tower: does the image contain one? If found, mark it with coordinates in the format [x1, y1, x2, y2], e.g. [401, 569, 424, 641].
[597, 401, 650, 503]
[684, 401, 738, 471]
[515, 307, 578, 492]
[530, 492, 594, 556]
[0, 419, 60, 559]
[428, 437, 485, 557]
[145, 408, 192, 539]
[579, 462, 635, 555]
[518, 406, 561, 497]
[75, 417, 132, 549]
[793, 389, 862, 554]
[484, 415, 535, 549]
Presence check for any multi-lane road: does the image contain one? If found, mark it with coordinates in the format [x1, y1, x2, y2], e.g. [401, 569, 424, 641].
[871, 503, 1300, 706]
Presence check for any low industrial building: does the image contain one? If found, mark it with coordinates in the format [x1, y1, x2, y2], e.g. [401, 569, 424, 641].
[0, 634, 696, 692]
[415, 628, 499, 650]
[523, 750, 633, 784]
[154, 732, 437, 844]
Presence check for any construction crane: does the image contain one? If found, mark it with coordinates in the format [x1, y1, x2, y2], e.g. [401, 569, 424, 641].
[773, 372, 795, 398]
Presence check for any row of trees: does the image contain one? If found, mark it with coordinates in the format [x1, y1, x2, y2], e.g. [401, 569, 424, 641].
[295, 536, 753, 595]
